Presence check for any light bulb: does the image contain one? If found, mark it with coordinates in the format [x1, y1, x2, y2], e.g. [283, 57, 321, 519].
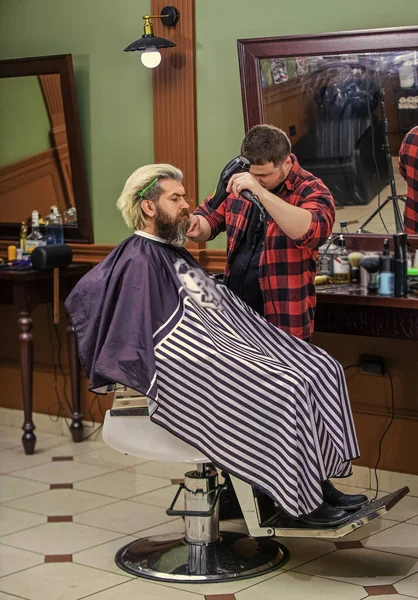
[141, 48, 162, 68]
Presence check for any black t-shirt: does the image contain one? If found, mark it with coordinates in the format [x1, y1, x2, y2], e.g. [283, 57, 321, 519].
[226, 204, 266, 316]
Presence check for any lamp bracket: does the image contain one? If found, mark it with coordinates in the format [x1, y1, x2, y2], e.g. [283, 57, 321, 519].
[160, 6, 179, 27]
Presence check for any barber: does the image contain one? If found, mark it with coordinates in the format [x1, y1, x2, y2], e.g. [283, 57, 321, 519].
[399, 125, 418, 235]
[187, 124, 335, 342]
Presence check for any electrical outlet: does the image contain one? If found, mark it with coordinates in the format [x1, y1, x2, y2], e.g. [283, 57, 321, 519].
[359, 355, 386, 376]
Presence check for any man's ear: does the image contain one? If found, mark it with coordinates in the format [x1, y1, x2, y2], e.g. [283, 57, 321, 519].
[140, 199, 156, 218]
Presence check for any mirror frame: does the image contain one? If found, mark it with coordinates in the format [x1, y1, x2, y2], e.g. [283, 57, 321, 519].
[237, 26, 418, 250]
[0, 54, 93, 244]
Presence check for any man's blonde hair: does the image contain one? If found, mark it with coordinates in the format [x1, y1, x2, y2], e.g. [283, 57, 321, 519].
[116, 164, 183, 230]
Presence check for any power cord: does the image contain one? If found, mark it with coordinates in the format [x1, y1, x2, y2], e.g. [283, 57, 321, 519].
[46, 303, 105, 441]
[343, 363, 396, 501]
[372, 369, 395, 500]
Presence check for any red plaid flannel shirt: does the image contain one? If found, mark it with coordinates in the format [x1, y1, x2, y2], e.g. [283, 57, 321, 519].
[194, 155, 335, 340]
[399, 126, 418, 235]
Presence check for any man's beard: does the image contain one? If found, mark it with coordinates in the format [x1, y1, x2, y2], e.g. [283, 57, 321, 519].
[154, 206, 190, 247]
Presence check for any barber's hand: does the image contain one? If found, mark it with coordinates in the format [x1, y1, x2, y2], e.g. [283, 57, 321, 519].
[226, 172, 264, 200]
[186, 214, 202, 239]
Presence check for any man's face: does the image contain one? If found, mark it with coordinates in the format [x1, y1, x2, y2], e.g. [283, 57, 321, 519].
[154, 179, 190, 246]
[249, 157, 292, 191]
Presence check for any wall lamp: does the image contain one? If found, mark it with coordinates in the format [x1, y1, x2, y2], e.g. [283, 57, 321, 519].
[124, 5, 179, 69]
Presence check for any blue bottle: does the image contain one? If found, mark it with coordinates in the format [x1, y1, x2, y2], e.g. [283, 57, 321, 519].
[45, 206, 64, 245]
[378, 239, 394, 297]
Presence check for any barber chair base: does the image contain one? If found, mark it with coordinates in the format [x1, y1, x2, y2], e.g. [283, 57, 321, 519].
[115, 531, 289, 583]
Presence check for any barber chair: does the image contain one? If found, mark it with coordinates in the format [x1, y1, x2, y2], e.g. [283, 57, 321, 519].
[103, 385, 409, 583]
[293, 77, 390, 206]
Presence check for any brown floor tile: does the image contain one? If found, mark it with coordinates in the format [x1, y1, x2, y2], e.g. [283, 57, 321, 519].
[47, 516, 73, 522]
[334, 541, 363, 549]
[50, 483, 73, 489]
[52, 456, 74, 461]
[45, 554, 73, 563]
[171, 478, 185, 485]
[364, 585, 398, 595]
[205, 595, 236, 600]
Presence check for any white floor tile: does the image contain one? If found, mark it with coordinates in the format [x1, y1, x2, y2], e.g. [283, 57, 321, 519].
[0, 506, 46, 536]
[395, 571, 418, 598]
[0, 562, 130, 600]
[235, 571, 367, 600]
[0, 591, 30, 599]
[275, 537, 337, 571]
[133, 518, 184, 538]
[74, 499, 176, 534]
[0, 475, 49, 503]
[74, 446, 147, 469]
[0, 543, 43, 577]
[73, 536, 137, 576]
[296, 547, 418, 586]
[0, 449, 51, 474]
[43, 440, 105, 457]
[125, 461, 190, 480]
[74, 470, 170, 499]
[0, 522, 121, 555]
[362, 522, 418, 558]
[10, 460, 116, 485]
[4, 489, 118, 517]
[129, 484, 177, 508]
[83, 578, 203, 599]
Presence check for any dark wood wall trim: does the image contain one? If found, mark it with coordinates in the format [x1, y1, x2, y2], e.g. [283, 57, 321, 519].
[151, 0, 203, 251]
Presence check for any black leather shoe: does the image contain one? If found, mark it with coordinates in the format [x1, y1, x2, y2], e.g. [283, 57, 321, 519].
[322, 480, 368, 511]
[298, 501, 350, 527]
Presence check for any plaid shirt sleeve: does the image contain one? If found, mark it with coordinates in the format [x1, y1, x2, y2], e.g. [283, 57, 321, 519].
[193, 193, 227, 240]
[399, 126, 418, 235]
[291, 180, 335, 250]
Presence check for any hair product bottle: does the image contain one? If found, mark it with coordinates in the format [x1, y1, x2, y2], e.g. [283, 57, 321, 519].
[378, 239, 394, 297]
[333, 235, 350, 284]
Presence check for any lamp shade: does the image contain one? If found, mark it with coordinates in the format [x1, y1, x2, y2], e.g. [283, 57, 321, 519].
[124, 34, 176, 52]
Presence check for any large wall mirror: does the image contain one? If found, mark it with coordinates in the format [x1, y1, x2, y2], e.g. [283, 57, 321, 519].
[0, 54, 93, 243]
[238, 27, 418, 243]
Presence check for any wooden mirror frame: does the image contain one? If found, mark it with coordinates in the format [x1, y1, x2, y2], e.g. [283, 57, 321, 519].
[0, 54, 93, 244]
[238, 26, 418, 251]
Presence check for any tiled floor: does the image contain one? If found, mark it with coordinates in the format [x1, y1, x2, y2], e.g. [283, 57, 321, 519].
[1, 424, 418, 600]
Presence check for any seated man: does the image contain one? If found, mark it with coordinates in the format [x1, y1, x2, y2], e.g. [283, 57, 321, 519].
[65, 163, 367, 527]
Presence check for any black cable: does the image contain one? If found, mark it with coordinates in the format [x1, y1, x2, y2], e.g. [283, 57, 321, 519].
[365, 76, 387, 234]
[343, 363, 360, 371]
[45, 303, 72, 430]
[372, 369, 395, 501]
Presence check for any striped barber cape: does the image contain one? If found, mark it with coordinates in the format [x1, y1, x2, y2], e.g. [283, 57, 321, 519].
[65, 233, 359, 518]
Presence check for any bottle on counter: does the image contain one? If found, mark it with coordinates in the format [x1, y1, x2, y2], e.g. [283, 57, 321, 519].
[26, 210, 46, 252]
[332, 235, 351, 284]
[20, 221, 27, 252]
[45, 205, 64, 245]
[340, 221, 349, 234]
[378, 238, 394, 297]
[318, 235, 338, 277]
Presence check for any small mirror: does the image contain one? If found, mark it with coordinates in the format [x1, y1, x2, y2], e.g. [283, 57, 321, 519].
[0, 55, 93, 243]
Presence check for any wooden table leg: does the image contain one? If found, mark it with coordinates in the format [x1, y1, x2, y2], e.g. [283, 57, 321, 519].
[18, 310, 36, 454]
[67, 324, 84, 442]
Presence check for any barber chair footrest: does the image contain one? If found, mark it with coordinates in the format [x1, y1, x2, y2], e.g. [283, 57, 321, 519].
[115, 531, 289, 582]
[263, 486, 409, 538]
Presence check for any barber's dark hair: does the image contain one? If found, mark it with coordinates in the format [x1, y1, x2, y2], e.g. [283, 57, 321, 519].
[240, 124, 291, 166]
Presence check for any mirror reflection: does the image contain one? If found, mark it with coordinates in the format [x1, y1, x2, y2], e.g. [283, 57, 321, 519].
[0, 75, 77, 227]
[260, 50, 418, 234]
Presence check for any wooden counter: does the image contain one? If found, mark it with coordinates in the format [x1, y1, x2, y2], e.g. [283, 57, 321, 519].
[315, 284, 418, 340]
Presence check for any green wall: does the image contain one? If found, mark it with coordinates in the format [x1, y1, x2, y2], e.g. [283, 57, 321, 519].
[1, 0, 418, 244]
[0, 77, 50, 166]
[0, 0, 154, 243]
